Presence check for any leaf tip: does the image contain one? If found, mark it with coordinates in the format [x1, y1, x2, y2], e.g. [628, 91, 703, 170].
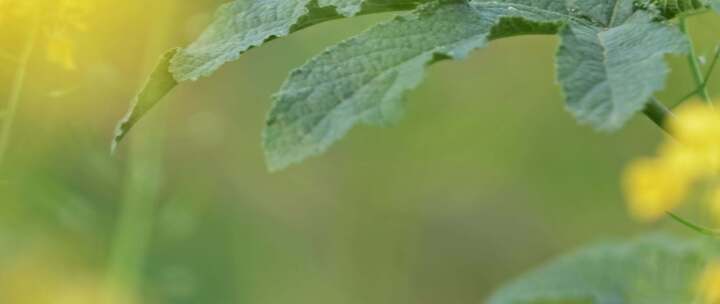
[110, 48, 180, 153]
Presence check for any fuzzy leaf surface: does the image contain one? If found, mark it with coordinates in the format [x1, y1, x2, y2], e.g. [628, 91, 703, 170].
[556, 11, 688, 130]
[488, 234, 716, 304]
[263, 0, 688, 170]
[170, 0, 428, 82]
[114, 0, 425, 149]
[263, 0, 571, 170]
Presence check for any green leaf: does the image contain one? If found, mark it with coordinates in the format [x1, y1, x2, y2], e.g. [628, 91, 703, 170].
[113, 0, 426, 148]
[169, 0, 312, 82]
[263, 0, 688, 170]
[647, 0, 709, 18]
[488, 234, 716, 304]
[116, 0, 700, 169]
[169, 0, 428, 82]
[112, 49, 179, 152]
[557, 11, 688, 130]
[318, 0, 364, 16]
[263, 0, 570, 170]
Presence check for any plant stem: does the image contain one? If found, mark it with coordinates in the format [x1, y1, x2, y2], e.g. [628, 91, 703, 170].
[679, 17, 713, 104]
[0, 20, 39, 170]
[668, 212, 720, 237]
[643, 97, 675, 134]
[106, 128, 165, 302]
[105, 1, 175, 302]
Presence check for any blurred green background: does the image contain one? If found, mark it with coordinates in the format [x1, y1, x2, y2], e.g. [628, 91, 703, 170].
[1, 1, 719, 303]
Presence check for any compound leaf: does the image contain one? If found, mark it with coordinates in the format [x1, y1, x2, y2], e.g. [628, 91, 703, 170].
[263, 0, 689, 170]
[116, 0, 710, 171]
[263, 0, 571, 170]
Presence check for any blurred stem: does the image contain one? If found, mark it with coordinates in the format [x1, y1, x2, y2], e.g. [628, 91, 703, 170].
[0, 20, 39, 170]
[643, 97, 675, 134]
[679, 17, 713, 105]
[105, 2, 175, 302]
[106, 129, 165, 301]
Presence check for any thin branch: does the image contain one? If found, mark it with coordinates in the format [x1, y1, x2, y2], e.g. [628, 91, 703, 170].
[674, 89, 700, 107]
[671, 45, 720, 108]
[668, 212, 720, 237]
[0, 19, 40, 169]
[679, 17, 713, 105]
[703, 44, 720, 83]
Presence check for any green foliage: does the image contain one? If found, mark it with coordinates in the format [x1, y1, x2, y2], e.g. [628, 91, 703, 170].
[112, 49, 178, 151]
[488, 234, 717, 304]
[171, 0, 429, 82]
[265, 1, 689, 169]
[648, 0, 708, 18]
[111, 0, 427, 149]
[114, 0, 715, 169]
[556, 11, 688, 130]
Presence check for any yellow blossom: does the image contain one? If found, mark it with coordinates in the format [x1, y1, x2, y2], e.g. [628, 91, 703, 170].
[697, 261, 720, 304]
[0, 0, 92, 69]
[671, 101, 720, 149]
[623, 100, 720, 222]
[658, 141, 711, 181]
[622, 157, 692, 221]
[46, 34, 77, 69]
[669, 101, 720, 173]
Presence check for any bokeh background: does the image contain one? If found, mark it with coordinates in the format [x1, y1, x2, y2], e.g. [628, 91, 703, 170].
[1, 1, 719, 303]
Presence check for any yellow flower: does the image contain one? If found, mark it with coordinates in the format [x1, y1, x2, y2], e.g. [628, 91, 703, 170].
[671, 101, 720, 149]
[670, 101, 720, 172]
[622, 157, 692, 221]
[658, 141, 710, 181]
[0, 0, 32, 20]
[46, 34, 77, 70]
[623, 101, 720, 222]
[697, 261, 720, 304]
[0, 0, 92, 69]
[0, 0, 5, 23]
[54, 0, 92, 31]
[46, 0, 92, 70]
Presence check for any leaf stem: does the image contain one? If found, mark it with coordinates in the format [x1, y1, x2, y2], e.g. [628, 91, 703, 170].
[667, 212, 720, 237]
[643, 97, 675, 134]
[0, 19, 39, 170]
[679, 17, 713, 105]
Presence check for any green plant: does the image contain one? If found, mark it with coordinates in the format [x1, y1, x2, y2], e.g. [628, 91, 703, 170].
[489, 234, 719, 303]
[114, 0, 720, 302]
[114, 0, 719, 169]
